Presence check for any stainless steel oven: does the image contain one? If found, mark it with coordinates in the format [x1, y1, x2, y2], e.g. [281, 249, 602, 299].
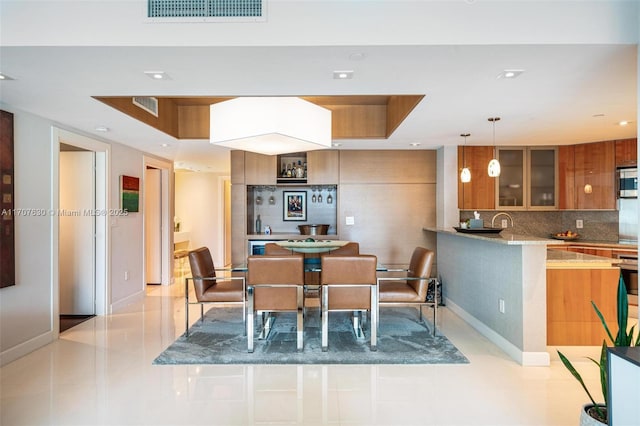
[617, 167, 637, 199]
[614, 252, 638, 305]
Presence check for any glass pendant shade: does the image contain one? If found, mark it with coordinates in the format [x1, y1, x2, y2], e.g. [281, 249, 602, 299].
[460, 167, 471, 183]
[488, 158, 501, 177]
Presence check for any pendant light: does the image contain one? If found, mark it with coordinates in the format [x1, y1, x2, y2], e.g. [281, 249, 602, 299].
[487, 117, 501, 177]
[460, 133, 471, 183]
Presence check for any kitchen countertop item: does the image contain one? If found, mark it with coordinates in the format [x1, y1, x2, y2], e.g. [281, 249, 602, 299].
[276, 240, 349, 253]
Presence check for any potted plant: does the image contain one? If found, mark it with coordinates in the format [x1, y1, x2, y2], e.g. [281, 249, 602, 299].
[557, 274, 640, 425]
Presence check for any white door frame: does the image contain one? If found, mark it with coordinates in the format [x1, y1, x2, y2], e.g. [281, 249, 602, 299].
[143, 156, 172, 286]
[52, 128, 110, 336]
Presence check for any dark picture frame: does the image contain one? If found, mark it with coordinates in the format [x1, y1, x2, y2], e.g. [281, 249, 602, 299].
[283, 191, 307, 221]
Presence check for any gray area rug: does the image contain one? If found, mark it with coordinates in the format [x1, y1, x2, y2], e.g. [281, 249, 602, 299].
[154, 307, 469, 365]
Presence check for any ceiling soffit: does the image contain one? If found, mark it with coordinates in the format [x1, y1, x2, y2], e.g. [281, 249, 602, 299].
[94, 95, 425, 140]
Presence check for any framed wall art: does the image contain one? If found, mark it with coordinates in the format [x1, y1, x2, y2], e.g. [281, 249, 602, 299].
[120, 175, 140, 213]
[283, 191, 306, 221]
[0, 110, 15, 288]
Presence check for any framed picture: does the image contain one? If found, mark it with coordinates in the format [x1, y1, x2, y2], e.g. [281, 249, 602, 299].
[283, 191, 307, 221]
[120, 175, 140, 213]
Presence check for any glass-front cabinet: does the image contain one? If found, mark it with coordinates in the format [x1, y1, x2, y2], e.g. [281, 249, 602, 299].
[496, 147, 558, 210]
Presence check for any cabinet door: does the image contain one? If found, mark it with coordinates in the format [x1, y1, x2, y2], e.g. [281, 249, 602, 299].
[458, 146, 495, 210]
[307, 150, 339, 184]
[615, 138, 638, 168]
[575, 141, 616, 210]
[244, 152, 277, 185]
[558, 145, 576, 209]
[496, 148, 525, 208]
[528, 148, 557, 209]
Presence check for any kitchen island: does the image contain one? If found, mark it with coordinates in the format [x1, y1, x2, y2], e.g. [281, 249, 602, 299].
[426, 227, 563, 366]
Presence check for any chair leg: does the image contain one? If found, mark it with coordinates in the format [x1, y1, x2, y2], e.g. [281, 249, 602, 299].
[296, 286, 304, 351]
[321, 286, 329, 352]
[370, 284, 377, 351]
[432, 279, 438, 336]
[185, 278, 190, 336]
[247, 286, 254, 353]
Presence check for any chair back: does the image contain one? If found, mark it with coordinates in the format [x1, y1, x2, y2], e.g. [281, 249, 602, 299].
[188, 247, 217, 300]
[321, 255, 377, 310]
[247, 254, 304, 310]
[326, 242, 360, 256]
[407, 247, 434, 299]
[264, 243, 294, 255]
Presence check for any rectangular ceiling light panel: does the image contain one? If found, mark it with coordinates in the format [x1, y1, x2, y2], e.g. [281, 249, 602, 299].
[147, 0, 266, 22]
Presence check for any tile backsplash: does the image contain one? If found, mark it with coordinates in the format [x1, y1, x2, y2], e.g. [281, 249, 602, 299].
[460, 210, 620, 242]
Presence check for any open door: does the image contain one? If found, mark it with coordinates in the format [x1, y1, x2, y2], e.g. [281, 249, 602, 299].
[145, 167, 162, 285]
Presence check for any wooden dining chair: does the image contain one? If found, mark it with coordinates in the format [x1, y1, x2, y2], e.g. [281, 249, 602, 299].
[246, 254, 305, 352]
[320, 254, 378, 351]
[377, 246, 439, 335]
[185, 247, 246, 336]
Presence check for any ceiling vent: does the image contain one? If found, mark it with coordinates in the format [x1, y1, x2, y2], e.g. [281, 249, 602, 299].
[132, 97, 159, 117]
[147, 0, 266, 22]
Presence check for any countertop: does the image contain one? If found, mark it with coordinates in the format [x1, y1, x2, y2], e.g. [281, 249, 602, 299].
[558, 239, 638, 250]
[425, 227, 565, 246]
[546, 248, 620, 268]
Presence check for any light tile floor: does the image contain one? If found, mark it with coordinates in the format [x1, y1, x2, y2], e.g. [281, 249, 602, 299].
[1, 280, 637, 426]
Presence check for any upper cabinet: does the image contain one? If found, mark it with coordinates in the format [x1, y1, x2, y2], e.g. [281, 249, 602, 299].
[495, 147, 557, 210]
[307, 150, 340, 184]
[615, 138, 638, 168]
[559, 141, 616, 210]
[245, 152, 277, 185]
[458, 146, 495, 210]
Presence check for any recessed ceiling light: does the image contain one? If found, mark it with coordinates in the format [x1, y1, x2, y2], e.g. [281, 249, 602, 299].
[161, 143, 170, 147]
[332, 142, 342, 147]
[410, 143, 421, 147]
[618, 120, 629, 126]
[333, 70, 354, 80]
[95, 126, 110, 132]
[497, 69, 524, 79]
[592, 113, 605, 118]
[0, 73, 15, 80]
[144, 71, 170, 80]
[348, 52, 366, 61]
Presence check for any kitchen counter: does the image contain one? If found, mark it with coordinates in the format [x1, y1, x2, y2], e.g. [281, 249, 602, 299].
[424, 227, 565, 246]
[560, 240, 638, 250]
[546, 248, 620, 268]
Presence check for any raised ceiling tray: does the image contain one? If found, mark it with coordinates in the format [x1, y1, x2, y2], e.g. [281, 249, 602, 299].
[454, 227, 504, 234]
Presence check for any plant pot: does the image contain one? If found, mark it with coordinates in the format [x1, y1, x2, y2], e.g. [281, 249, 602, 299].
[579, 404, 607, 426]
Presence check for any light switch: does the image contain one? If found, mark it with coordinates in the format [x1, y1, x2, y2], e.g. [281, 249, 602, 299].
[345, 216, 355, 225]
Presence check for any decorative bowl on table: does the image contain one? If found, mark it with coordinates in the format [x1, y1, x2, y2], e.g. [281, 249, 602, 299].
[551, 232, 579, 241]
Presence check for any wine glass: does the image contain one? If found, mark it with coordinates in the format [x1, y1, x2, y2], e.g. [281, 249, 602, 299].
[326, 186, 333, 204]
[311, 186, 317, 203]
[317, 187, 323, 203]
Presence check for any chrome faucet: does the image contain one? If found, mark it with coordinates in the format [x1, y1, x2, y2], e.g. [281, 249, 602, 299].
[491, 212, 514, 228]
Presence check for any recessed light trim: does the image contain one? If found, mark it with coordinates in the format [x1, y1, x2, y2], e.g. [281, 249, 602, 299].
[410, 143, 421, 147]
[161, 143, 170, 147]
[618, 120, 629, 126]
[144, 71, 170, 80]
[333, 70, 354, 80]
[497, 69, 524, 79]
[332, 142, 342, 147]
[0, 73, 15, 80]
[95, 126, 110, 132]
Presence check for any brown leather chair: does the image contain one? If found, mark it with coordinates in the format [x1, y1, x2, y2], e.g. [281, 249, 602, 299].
[185, 247, 246, 336]
[264, 243, 294, 255]
[377, 246, 439, 335]
[320, 254, 378, 351]
[325, 242, 360, 256]
[246, 254, 305, 352]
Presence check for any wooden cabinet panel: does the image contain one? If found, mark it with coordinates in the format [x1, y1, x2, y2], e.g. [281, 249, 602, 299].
[307, 150, 339, 184]
[558, 145, 576, 209]
[230, 150, 245, 184]
[244, 152, 277, 185]
[547, 267, 619, 345]
[340, 150, 436, 184]
[615, 138, 637, 168]
[458, 146, 495, 210]
[574, 141, 616, 210]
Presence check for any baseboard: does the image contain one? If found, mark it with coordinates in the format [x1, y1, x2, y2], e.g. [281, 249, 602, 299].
[445, 298, 550, 366]
[0, 330, 54, 367]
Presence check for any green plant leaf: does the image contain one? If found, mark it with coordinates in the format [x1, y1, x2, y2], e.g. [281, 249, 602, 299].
[598, 342, 608, 411]
[591, 300, 615, 344]
[557, 350, 600, 410]
[616, 274, 629, 346]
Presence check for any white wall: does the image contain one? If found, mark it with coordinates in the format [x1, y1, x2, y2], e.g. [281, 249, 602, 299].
[0, 104, 171, 365]
[174, 172, 226, 267]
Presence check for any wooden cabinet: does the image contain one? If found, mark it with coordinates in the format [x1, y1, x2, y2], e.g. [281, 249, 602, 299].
[559, 141, 616, 210]
[244, 152, 277, 185]
[496, 147, 557, 209]
[307, 150, 339, 184]
[615, 138, 637, 168]
[458, 146, 495, 210]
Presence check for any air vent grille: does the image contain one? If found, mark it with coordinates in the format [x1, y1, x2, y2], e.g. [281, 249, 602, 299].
[147, 0, 265, 21]
[132, 97, 159, 117]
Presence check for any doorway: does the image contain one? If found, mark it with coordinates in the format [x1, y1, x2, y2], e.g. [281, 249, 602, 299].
[143, 156, 172, 286]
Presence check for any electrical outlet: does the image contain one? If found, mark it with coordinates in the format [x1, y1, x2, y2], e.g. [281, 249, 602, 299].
[345, 216, 355, 225]
[576, 219, 583, 229]
[501, 219, 508, 228]
[499, 298, 505, 314]
[124, 271, 129, 281]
